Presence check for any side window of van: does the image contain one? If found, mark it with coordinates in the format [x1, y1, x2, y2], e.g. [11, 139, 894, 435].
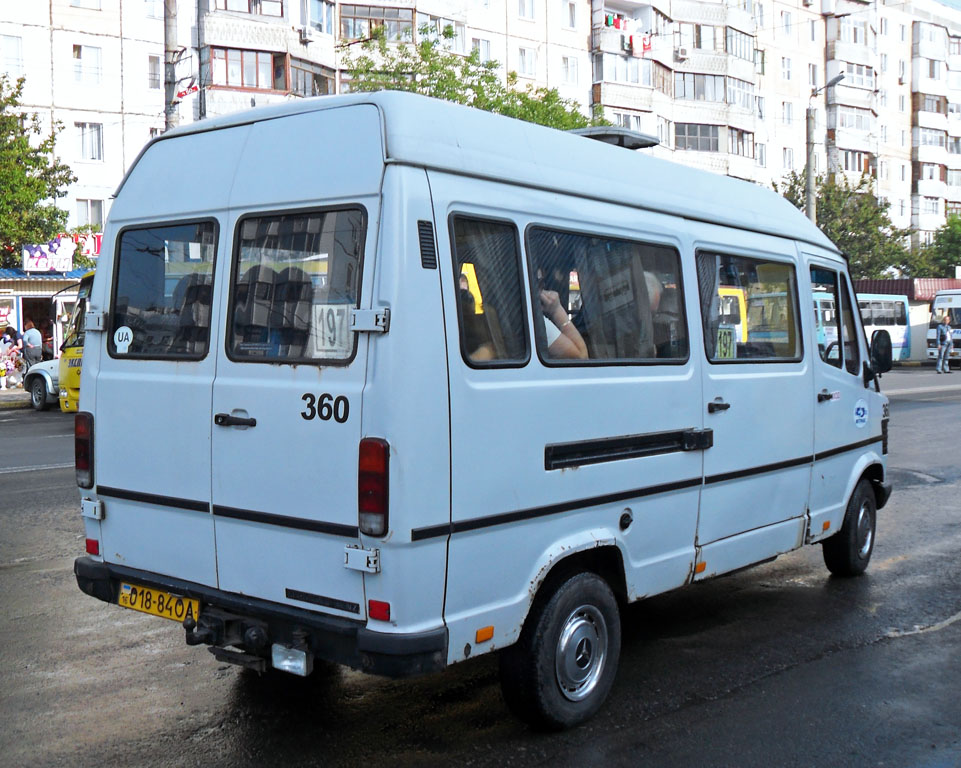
[452, 216, 529, 365]
[109, 221, 217, 359]
[838, 274, 861, 376]
[527, 227, 688, 363]
[697, 251, 801, 361]
[228, 208, 364, 363]
[810, 267, 842, 368]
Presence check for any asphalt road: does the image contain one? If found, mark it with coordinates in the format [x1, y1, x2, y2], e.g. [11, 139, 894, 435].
[1, 369, 959, 768]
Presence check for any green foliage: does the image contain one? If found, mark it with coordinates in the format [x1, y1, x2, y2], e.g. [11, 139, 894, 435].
[341, 26, 602, 130]
[776, 170, 911, 279]
[919, 214, 961, 278]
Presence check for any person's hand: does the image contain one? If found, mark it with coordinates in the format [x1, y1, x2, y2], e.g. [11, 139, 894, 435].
[539, 289, 566, 327]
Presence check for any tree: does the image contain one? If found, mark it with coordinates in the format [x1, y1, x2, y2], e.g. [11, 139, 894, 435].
[0, 75, 76, 269]
[921, 214, 961, 278]
[341, 26, 602, 130]
[776, 170, 911, 279]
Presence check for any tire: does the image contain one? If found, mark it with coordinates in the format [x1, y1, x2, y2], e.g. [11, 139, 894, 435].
[29, 377, 49, 411]
[822, 478, 876, 577]
[499, 571, 621, 730]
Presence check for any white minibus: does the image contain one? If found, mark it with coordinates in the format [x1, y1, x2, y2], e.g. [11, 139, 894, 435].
[926, 289, 961, 367]
[73, 92, 893, 729]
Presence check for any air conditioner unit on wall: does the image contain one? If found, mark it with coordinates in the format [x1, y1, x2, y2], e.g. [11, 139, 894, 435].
[677, 47, 689, 60]
[299, 25, 314, 44]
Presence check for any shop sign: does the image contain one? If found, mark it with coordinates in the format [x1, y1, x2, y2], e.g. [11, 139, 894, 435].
[21, 232, 102, 272]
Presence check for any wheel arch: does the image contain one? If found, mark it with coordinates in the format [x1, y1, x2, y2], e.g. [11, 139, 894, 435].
[24, 369, 54, 394]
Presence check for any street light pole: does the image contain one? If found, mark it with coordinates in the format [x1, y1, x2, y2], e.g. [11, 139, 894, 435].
[806, 72, 846, 223]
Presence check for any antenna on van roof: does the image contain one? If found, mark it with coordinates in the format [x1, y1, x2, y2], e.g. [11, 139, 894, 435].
[567, 126, 659, 149]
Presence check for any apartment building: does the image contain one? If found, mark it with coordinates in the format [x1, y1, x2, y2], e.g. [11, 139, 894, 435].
[3, 0, 961, 246]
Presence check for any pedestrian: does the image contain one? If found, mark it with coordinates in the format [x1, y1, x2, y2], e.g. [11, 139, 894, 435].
[1, 325, 23, 388]
[21, 317, 43, 372]
[936, 312, 954, 374]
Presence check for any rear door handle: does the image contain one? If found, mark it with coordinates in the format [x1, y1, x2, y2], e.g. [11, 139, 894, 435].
[707, 399, 730, 414]
[817, 389, 834, 403]
[215, 413, 257, 428]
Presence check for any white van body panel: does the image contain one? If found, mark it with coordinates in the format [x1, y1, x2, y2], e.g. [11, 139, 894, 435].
[75, 93, 889, 697]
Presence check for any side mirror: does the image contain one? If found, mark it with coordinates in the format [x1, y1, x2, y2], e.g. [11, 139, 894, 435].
[870, 329, 893, 375]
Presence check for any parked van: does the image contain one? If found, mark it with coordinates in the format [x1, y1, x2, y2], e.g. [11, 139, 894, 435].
[73, 92, 893, 729]
[926, 289, 961, 367]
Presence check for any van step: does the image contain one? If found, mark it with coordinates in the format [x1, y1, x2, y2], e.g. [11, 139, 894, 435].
[208, 646, 267, 673]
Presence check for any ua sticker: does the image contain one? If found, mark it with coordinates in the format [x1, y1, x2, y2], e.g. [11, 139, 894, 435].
[113, 325, 133, 354]
[854, 399, 868, 428]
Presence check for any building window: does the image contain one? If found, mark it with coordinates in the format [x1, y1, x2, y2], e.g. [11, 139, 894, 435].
[73, 44, 102, 84]
[900, 24, 906, 42]
[518, 47, 536, 76]
[781, 101, 793, 125]
[838, 106, 874, 132]
[149, 127, 161, 139]
[145, 0, 163, 19]
[472, 38, 491, 63]
[417, 14, 466, 52]
[948, 169, 961, 186]
[921, 163, 941, 180]
[594, 53, 651, 86]
[0, 35, 23, 78]
[726, 28, 754, 61]
[340, 6, 413, 41]
[148, 55, 161, 89]
[518, 0, 534, 20]
[680, 23, 721, 51]
[922, 197, 941, 215]
[756, 142, 766, 166]
[675, 72, 725, 102]
[562, 55, 578, 84]
[71, 0, 101, 8]
[841, 150, 870, 173]
[879, 89, 887, 108]
[77, 122, 103, 161]
[564, 0, 576, 28]
[657, 116, 671, 148]
[211, 47, 276, 89]
[948, 202, 961, 216]
[880, 18, 888, 36]
[810, 19, 816, 42]
[780, 11, 792, 37]
[929, 59, 941, 79]
[614, 112, 642, 132]
[727, 78, 754, 110]
[756, 3, 764, 28]
[840, 17, 867, 45]
[923, 95, 943, 113]
[880, 53, 887, 72]
[781, 57, 791, 80]
[676, 123, 719, 152]
[843, 61, 874, 89]
[215, 0, 284, 12]
[949, 136, 961, 154]
[881, 125, 887, 143]
[808, 63, 817, 87]
[289, 57, 334, 96]
[951, 37, 961, 55]
[729, 128, 754, 158]
[920, 128, 947, 147]
[308, 0, 334, 34]
[756, 95, 765, 119]
[783, 147, 794, 170]
[899, 95, 906, 112]
[76, 199, 104, 228]
[215, 0, 250, 10]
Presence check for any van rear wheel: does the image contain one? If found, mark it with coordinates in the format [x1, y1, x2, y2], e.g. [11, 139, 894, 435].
[499, 571, 620, 730]
[822, 479, 876, 577]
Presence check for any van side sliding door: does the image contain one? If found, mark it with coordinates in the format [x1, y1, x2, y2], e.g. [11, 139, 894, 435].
[693, 234, 814, 578]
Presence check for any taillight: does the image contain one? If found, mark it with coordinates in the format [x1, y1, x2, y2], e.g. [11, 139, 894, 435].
[85, 538, 100, 556]
[358, 438, 389, 537]
[76, 411, 94, 488]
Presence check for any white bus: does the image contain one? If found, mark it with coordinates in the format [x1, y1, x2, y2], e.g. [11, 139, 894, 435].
[926, 290, 961, 367]
[857, 294, 909, 362]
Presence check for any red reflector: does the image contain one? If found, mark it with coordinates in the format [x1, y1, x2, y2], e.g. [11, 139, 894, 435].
[369, 600, 390, 621]
[358, 438, 389, 536]
[85, 538, 100, 556]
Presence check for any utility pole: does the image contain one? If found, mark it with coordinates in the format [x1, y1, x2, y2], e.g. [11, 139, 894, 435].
[806, 72, 846, 223]
[164, 0, 179, 132]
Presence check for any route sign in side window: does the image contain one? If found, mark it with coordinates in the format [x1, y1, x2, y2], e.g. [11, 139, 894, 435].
[526, 227, 688, 363]
[811, 267, 843, 368]
[228, 208, 365, 363]
[451, 216, 529, 366]
[109, 220, 217, 359]
[697, 251, 802, 362]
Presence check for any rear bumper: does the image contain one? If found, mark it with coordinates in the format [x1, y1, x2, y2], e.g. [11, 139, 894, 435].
[74, 557, 448, 678]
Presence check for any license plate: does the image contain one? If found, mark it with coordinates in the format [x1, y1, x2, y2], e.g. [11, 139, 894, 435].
[118, 582, 200, 623]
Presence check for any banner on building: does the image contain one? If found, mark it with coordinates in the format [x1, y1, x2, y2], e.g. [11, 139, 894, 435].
[21, 232, 102, 272]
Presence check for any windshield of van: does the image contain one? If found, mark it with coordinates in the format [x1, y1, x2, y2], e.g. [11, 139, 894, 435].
[930, 306, 961, 328]
[62, 275, 93, 350]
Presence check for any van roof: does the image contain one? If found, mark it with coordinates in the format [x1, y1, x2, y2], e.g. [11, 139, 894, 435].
[142, 91, 840, 255]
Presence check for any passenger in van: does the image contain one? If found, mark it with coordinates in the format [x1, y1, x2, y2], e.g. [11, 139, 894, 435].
[458, 272, 496, 362]
[537, 267, 588, 360]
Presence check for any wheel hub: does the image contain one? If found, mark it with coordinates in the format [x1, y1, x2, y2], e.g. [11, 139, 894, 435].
[856, 500, 874, 558]
[555, 604, 608, 702]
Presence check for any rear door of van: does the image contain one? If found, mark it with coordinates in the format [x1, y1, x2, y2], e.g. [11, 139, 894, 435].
[208, 107, 384, 621]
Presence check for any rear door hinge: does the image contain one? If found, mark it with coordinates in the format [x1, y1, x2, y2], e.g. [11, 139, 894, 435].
[84, 311, 107, 332]
[81, 498, 104, 520]
[350, 308, 390, 333]
[682, 428, 714, 451]
[344, 545, 381, 573]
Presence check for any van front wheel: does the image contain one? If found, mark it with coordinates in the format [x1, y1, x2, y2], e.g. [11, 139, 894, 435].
[499, 571, 620, 730]
[822, 479, 876, 577]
